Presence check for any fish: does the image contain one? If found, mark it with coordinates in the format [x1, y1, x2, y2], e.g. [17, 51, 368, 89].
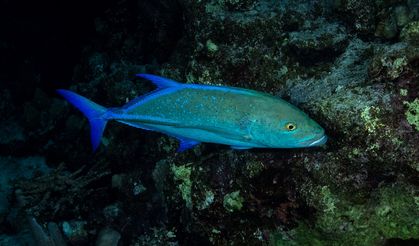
[57, 74, 327, 152]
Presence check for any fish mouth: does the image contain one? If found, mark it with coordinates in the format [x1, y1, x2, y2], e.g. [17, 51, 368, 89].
[308, 135, 328, 147]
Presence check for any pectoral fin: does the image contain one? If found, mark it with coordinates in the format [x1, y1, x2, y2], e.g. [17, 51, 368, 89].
[193, 125, 252, 142]
[177, 138, 200, 152]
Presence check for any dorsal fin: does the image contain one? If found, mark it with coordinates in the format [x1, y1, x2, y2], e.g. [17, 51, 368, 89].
[136, 74, 181, 89]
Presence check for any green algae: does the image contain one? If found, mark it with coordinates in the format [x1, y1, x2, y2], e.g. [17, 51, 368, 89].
[164, 4, 418, 242]
[270, 184, 419, 245]
[404, 98, 419, 131]
[318, 186, 338, 213]
[171, 164, 193, 209]
[400, 21, 419, 45]
[206, 39, 219, 53]
[360, 106, 384, 134]
[223, 191, 244, 212]
[378, 55, 408, 80]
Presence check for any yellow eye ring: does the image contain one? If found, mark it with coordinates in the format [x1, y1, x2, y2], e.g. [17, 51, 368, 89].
[285, 122, 297, 131]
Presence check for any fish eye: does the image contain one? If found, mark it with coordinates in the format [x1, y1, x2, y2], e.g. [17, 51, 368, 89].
[285, 122, 297, 131]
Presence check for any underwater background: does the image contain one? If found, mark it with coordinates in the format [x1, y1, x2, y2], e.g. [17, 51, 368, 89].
[0, 0, 418, 245]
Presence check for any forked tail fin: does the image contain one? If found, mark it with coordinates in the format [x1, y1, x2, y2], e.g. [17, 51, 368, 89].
[57, 89, 108, 151]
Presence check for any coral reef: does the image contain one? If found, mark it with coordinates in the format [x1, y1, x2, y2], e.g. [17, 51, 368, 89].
[401, 21, 419, 45]
[14, 163, 111, 219]
[271, 183, 419, 245]
[171, 164, 193, 209]
[0, 0, 418, 245]
[223, 191, 244, 212]
[405, 98, 419, 131]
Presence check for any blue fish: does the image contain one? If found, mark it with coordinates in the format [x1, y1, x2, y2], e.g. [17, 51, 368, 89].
[57, 74, 327, 152]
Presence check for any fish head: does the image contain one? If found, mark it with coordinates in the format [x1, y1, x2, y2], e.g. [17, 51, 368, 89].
[251, 100, 327, 148]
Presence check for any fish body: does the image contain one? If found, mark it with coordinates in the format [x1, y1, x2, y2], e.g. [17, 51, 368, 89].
[57, 74, 327, 151]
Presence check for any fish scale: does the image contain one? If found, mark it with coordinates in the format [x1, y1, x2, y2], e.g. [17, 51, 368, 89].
[57, 74, 327, 152]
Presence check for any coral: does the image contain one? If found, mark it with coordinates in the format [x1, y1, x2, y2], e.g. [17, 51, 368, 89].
[224, 0, 257, 11]
[135, 1, 419, 243]
[400, 21, 419, 45]
[132, 181, 147, 196]
[132, 227, 178, 246]
[28, 217, 67, 246]
[360, 106, 385, 133]
[13, 163, 111, 218]
[171, 164, 193, 209]
[62, 220, 88, 245]
[223, 191, 244, 212]
[242, 158, 264, 179]
[0, 156, 49, 216]
[271, 184, 419, 245]
[103, 203, 124, 223]
[393, 5, 412, 27]
[334, 0, 377, 34]
[196, 190, 215, 210]
[96, 228, 121, 246]
[375, 14, 398, 39]
[368, 42, 419, 82]
[47, 0, 418, 243]
[206, 39, 219, 53]
[4, 0, 419, 245]
[404, 98, 419, 131]
[288, 19, 348, 52]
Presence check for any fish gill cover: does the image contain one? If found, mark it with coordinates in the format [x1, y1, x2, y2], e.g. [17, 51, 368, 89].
[0, 0, 418, 245]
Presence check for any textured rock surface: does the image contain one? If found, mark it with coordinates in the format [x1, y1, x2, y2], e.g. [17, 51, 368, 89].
[148, 1, 419, 244]
[1, 0, 418, 245]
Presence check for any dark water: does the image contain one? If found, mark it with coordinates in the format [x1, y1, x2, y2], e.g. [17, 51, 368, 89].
[1, 0, 418, 245]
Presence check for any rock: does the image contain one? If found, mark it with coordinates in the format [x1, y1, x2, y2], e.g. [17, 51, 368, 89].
[133, 227, 178, 245]
[288, 19, 348, 52]
[62, 220, 88, 245]
[334, 0, 377, 34]
[0, 89, 14, 118]
[0, 120, 25, 145]
[103, 203, 124, 223]
[96, 228, 121, 246]
[393, 5, 412, 28]
[271, 183, 419, 245]
[375, 15, 398, 39]
[400, 21, 419, 46]
[224, 0, 257, 11]
[0, 156, 49, 217]
[10, 0, 418, 245]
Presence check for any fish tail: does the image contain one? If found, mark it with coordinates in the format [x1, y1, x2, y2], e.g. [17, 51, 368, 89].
[57, 89, 108, 151]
